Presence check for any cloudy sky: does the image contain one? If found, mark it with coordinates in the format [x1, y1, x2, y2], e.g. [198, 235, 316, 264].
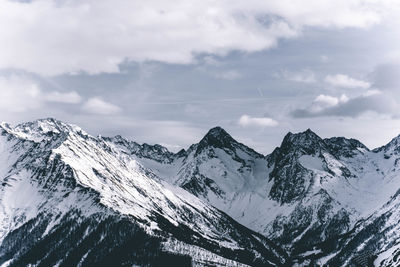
[2, 0, 400, 153]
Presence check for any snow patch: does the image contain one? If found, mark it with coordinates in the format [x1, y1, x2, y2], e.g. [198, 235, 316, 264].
[299, 155, 324, 171]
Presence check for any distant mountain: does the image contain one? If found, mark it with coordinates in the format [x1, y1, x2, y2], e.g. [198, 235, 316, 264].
[3, 118, 400, 266]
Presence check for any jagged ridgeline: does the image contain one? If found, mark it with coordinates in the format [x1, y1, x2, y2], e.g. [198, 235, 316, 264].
[2, 118, 400, 266]
[0, 119, 286, 267]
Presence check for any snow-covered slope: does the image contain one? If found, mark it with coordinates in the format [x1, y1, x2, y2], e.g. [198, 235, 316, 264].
[104, 125, 400, 266]
[104, 127, 279, 232]
[321, 135, 400, 266]
[4, 118, 400, 266]
[0, 119, 287, 267]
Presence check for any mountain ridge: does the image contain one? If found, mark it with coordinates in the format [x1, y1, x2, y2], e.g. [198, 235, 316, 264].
[101, 119, 400, 266]
[0, 118, 288, 266]
[3, 118, 400, 266]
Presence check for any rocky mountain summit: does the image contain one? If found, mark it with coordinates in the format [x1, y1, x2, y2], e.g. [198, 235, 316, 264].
[2, 118, 400, 266]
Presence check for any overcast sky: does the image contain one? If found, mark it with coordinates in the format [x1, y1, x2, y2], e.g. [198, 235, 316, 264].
[2, 0, 400, 153]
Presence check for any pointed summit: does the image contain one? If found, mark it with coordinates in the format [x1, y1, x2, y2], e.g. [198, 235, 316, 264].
[205, 126, 231, 138]
[197, 126, 237, 151]
[193, 126, 263, 158]
[283, 128, 320, 141]
[280, 128, 324, 153]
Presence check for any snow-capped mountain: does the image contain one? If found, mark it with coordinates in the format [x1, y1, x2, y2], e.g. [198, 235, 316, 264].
[3, 118, 400, 266]
[0, 119, 287, 267]
[322, 135, 400, 266]
[104, 124, 400, 266]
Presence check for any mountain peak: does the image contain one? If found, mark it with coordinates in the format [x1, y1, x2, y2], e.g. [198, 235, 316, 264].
[206, 126, 230, 137]
[283, 128, 321, 144]
[10, 118, 85, 142]
[278, 128, 324, 156]
[197, 126, 236, 151]
[16, 117, 70, 130]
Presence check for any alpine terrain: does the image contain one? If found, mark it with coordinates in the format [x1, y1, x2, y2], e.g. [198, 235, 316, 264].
[1, 118, 400, 266]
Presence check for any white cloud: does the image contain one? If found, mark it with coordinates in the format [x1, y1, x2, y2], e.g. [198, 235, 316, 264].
[363, 89, 382, 97]
[339, 94, 350, 103]
[82, 97, 122, 115]
[44, 91, 82, 104]
[0, 75, 42, 112]
[213, 70, 243, 80]
[0, 75, 84, 114]
[315, 94, 340, 106]
[238, 115, 278, 127]
[325, 74, 371, 89]
[310, 94, 348, 112]
[0, 0, 398, 75]
[279, 69, 316, 83]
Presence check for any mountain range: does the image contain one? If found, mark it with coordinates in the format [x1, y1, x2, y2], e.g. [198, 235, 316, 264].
[1, 118, 400, 266]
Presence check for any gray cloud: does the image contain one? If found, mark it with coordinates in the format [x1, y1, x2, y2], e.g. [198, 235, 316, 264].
[291, 62, 400, 120]
[276, 69, 316, 83]
[0, 0, 398, 75]
[44, 91, 82, 104]
[370, 63, 400, 91]
[291, 92, 398, 118]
